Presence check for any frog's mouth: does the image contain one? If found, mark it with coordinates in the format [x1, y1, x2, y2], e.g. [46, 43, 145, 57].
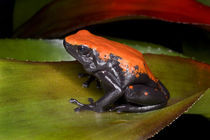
[63, 40, 80, 60]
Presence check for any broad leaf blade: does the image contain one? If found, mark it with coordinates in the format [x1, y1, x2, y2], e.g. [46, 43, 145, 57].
[0, 39, 209, 118]
[187, 89, 210, 118]
[13, 0, 210, 38]
[0, 39, 184, 61]
[0, 39, 72, 61]
[0, 54, 209, 139]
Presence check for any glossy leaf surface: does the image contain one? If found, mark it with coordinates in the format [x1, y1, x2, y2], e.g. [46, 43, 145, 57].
[13, 0, 210, 38]
[0, 39, 184, 62]
[0, 39, 72, 61]
[187, 89, 210, 118]
[0, 53, 209, 139]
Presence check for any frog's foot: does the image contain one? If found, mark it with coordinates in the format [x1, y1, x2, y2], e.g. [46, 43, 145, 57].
[69, 98, 85, 107]
[109, 103, 166, 113]
[78, 73, 101, 88]
[70, 98, 104, 112]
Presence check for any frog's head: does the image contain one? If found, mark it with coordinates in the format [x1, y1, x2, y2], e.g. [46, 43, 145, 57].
[63, 40, 94, 65]
[63, 30, 105, 73]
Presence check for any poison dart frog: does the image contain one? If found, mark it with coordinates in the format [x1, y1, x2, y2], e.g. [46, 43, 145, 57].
[63, 30, 170, 113]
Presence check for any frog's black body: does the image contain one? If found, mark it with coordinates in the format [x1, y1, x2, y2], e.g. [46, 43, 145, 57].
[63, 39, 170, 113]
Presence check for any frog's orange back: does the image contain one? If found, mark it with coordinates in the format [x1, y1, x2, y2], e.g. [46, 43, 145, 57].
[65, 30, 158, 82]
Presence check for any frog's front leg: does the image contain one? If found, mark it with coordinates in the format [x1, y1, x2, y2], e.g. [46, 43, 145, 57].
[70, 87, 123, 112]
[71, 71, 123, 112]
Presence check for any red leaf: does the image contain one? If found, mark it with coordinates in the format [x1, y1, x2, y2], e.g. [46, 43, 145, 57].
[13, 0, 210, 38]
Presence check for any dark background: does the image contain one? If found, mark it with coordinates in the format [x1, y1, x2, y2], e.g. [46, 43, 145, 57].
[0, 0, 14, 38]
[1, 0, 210, 139]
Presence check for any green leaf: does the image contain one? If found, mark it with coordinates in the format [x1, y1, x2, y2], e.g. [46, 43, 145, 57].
[186, 89, 210, 118]
[197, 0, 210, 6]
[0, 53, 209, 139]
[0, 39, 72, 61]
[109, 37, 186, 57]
[0, 39, 184, 62]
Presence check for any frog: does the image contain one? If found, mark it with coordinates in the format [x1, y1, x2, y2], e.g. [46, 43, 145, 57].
[63, 30, 170, 113]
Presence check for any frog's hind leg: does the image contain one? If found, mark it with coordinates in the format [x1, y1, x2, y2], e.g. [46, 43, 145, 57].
[109, 102, 166, 113]
[110, 84, 168, 113]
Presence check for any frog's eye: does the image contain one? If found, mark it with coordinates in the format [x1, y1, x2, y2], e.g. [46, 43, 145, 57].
[77, 45, 90, 55]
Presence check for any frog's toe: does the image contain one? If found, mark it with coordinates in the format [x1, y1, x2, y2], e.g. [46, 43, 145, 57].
[74, 107, 81, 112]
[73, 104, 95, 112]
[69, 98, 84, 107]
[82, 82, 89, 88]
[74, 106, 89, 112]
[88, 98, 94, 104]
